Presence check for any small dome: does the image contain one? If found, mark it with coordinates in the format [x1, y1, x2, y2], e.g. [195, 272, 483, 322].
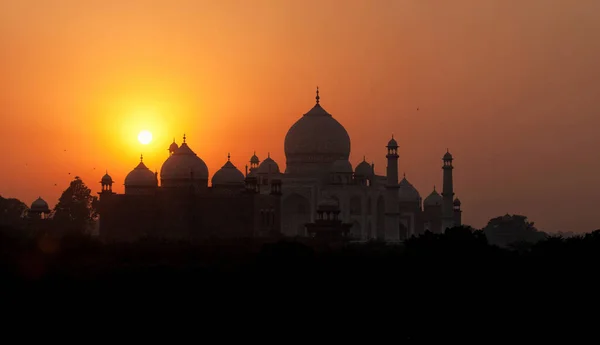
[169, 140, 179, 153]
[125, 160, 157, 187]
[160, 137, 209, 181]
[443, 151, 453, 160]
[317, 196, 339, 211]
[257, 155, 280, 174]
[30, 197, 49, 213]
[453, 198, 461, 206]
[424, 187, 442, 207]
[212, 156, 245, 187]
[330, 159, 353, 173]
[355, 158, 372, 177]
[250, 151, 260, 164]
[398, 176, 421, 203]
[387, 136, 398, 147]
[101, 172, 113, 185]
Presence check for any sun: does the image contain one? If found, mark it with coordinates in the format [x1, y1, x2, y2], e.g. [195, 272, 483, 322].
[138, 130, 153, 145]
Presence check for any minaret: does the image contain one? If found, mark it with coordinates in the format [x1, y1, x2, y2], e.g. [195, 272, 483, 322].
[249, 151, 260, 174]
[442, 149, 455, 231]
[168, 138, 179, 156]
[384, 135, 401, 241]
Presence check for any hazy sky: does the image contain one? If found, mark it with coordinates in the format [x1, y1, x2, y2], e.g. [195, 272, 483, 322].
[1, 0, 599, 233]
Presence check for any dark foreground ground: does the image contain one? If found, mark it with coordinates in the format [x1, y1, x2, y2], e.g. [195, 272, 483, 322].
[1, 227, 596, 338]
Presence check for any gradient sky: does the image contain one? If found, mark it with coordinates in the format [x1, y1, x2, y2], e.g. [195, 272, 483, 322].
[1, 0, 599, 233]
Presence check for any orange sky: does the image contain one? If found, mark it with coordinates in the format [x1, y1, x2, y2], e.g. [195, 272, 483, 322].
[1, 0, 599, 233]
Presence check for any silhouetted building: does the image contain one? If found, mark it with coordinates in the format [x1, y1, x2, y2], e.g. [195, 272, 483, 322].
[253, 88, 463, 241]
[98, 141, 281, 241]
[98, 88, 463, 241]
[28, 197, 50, 219]
[305, 196, 351, 241]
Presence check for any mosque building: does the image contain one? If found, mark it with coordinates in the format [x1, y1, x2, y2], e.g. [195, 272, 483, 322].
[97, 88, 462, 241]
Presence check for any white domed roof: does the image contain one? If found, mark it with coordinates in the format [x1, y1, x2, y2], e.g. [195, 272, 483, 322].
[398, 176, 421, 203]
[355, 157, 372, 176]
[284, 89, 351, 174]
[125, 159, 157, 187]
[160, 137, 209, 181]
[30, 197, 49, 212]
[212, 156, 245, 187]
[330, 159, 353, 173]
[424, 187, 442, 206]
[257, 154, 280, 174]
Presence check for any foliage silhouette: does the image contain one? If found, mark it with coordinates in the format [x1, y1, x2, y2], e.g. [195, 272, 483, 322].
[0, 195, 28, 229]
[51, 176, 98, 235]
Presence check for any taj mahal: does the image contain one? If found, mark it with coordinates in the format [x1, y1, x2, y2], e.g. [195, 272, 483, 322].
[95, 88, 462, 242]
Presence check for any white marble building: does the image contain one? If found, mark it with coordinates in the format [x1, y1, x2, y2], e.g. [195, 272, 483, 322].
[247, 88, 462, 241]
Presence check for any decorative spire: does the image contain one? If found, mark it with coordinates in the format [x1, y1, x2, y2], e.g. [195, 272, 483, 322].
[140, 154, 143, 162]
[268, 152, 271, 158]
[105, 169, 108, 174]
[183, 133, 186, 143]
[433, 185, 436, 191]
[253, 150, 256, 155]
[316, 86, 320, 104]
[227, 152, 231, 161]
[363, 155, 366, 162]
[392, 134, 394, 139]
[173, 138, 175, 143]
[403, 172, 406, 178]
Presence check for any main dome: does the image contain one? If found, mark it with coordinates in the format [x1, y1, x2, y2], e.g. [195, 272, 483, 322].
[212, 156, 245, 187]
[284, 89, 351, 175]
[160, 137, 209, 186]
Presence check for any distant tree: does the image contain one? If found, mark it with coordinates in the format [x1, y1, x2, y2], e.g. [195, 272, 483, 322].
[483, 214, 546, 248]
[0, 195, 28, 229]
[52, 176, 98, 235]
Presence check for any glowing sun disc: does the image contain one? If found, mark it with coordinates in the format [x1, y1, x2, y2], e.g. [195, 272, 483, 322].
[138, 130, 153, 145]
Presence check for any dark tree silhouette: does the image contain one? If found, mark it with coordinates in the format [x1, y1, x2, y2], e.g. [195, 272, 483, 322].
[483, 214, 546, 248]
[52, 176, 98, 235]
[0, 195, 28, 230]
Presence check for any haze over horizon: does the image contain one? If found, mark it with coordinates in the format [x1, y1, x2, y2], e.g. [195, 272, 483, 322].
[1, 0, 599, 233]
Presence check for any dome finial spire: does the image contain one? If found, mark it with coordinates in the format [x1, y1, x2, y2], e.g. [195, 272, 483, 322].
[316, 86, 320, 104]
[140, 153, 143, 162]
[227, 152, 231, 161]
[363, 155, 366, 162]
[183, 133, 186, 143]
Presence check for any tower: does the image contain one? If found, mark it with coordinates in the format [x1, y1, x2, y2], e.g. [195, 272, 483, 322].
[249, 151, 260, 175]
[99, 171, 114, 196]
[453, 198, 462, 226]
[384, 135, 401, 241]
[442, 150, 455, 231]
[168, 139, 179, 156]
